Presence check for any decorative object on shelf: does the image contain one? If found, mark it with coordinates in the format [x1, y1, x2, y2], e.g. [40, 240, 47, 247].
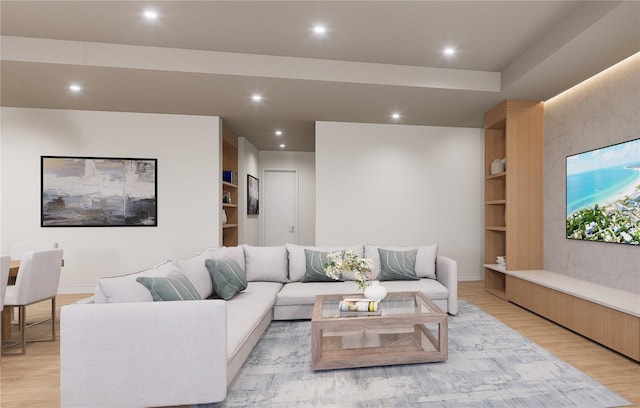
[490, 159, 505, 175]
[323, 250, 374, 291]
[221, 208, 227, 225]
[364, 280, 388, 301]
[496, 256, 506, 266]
[41, 156, 157, 227]
[247, 174, 259, 215]
[223, 191, 232, 204]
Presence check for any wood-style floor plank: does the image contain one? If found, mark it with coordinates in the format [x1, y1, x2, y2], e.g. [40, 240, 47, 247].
[1, 282, 638, 407]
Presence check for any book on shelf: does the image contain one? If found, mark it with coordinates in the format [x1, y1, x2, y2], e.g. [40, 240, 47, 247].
[222, 170, 238, 185]
[339, 298, 380, 314]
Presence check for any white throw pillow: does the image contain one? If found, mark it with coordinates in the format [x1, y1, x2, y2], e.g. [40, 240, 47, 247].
[176, 251, 213, 299]
[95, 261, 179, 303]
[286, 244, 365, 282]
[205, 246, 246, 271]
[243, 245, 288, 283]
[364, 244, 438, 279]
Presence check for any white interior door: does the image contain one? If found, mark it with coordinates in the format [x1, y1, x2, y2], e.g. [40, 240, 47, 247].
[262, 169, 298, 246]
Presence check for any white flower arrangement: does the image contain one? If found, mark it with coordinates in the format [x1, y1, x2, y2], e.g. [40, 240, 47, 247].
[323, 249, 375, 290]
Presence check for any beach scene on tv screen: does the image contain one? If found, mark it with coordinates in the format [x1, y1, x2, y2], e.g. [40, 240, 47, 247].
[566, 138, 640, 245]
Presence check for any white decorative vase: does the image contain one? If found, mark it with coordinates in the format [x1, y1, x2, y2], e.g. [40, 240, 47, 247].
[364, 280, 387, 301]
[490, 159, 505, 175]
[221, 208, 227, 225]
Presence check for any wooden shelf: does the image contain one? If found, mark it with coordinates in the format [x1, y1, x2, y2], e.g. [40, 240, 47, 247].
[485, 172, 506, 179]
[485, 226, 506, 232]
[483, 99, 543, 299]
[222, 125, 239, 246]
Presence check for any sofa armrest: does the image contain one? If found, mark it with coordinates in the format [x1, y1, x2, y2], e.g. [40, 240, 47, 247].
[436, 255, 458, 315]
[60, 300, 227, 408]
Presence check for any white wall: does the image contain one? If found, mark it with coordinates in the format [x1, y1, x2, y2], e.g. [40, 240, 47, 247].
[0, 108, 221, 293]
[316, 121, 484, 280]
[544, 53, 640, 293]
[258, 150, 316, 246]
[238, 137, 260, 245]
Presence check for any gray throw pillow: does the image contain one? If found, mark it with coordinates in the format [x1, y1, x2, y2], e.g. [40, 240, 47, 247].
[136, 270, 201, 301]
[205, 258, 248, 300]
[302, 249, 341, 282]
[378, 248, 419, 281]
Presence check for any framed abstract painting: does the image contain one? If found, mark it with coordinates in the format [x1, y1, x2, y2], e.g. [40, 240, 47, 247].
[41, 156, 157, 227]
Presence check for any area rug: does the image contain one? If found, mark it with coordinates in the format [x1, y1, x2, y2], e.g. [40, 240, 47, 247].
[195, 301, 631, 407]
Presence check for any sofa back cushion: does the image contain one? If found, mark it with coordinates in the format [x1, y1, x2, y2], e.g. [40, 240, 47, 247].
[365, 244, 438, 279]
[177, 246, 246, 299]
[243, 245, 288, 283]
[94, 261, 179, 303]
[287, 244, 364, 282]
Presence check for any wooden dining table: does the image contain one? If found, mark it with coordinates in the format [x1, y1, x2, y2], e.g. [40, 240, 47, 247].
[2, 259, 64, 341]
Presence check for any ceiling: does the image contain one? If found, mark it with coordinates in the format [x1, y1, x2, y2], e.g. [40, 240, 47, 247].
[1, 1, 639, 151]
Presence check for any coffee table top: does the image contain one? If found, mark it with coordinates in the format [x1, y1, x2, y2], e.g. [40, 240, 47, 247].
[313, 291, 444, 321]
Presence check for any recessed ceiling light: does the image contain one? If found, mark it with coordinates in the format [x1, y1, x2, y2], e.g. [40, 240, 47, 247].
[313, 24, 327, 36]
[251, 94, 263, 102]
[143, 9, 159, 21]
[68, 84, 82, 93]
[275, 130, 283, 136]
[279, 144, 286, 148]
[391, 112, 401, 120]
[443, 47, 456, 57]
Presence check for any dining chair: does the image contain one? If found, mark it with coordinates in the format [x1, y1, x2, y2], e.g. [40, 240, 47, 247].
[3, 249, 64, 354]
[10, 242, 58, 260]
[0, 256, 9, 342]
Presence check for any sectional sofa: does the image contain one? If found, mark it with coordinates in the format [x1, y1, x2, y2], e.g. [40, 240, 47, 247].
[60, 243, 458, 408]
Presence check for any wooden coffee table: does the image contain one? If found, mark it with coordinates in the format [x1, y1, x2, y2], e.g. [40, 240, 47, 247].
[311, 291, 448, 370]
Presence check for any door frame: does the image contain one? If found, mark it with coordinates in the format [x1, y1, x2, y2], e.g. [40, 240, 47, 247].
[260, 168, 299, 246]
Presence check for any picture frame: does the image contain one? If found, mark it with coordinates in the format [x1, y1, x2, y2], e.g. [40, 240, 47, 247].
[41, 156, 157, 227]
[247, 174, 259, 215]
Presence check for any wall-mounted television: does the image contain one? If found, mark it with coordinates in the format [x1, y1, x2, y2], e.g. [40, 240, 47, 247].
[566, 138, 640, 245]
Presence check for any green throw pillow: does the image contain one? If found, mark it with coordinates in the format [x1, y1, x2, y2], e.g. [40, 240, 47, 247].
[136, 270, 201, 301]
[205, 258, 247, 300]
[302, 249, 341, 282]
[378, 248, 419, 281]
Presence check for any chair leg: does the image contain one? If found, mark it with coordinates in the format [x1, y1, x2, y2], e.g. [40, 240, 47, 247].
[20, 305, 26, 354]
[51, 297, 56, 341]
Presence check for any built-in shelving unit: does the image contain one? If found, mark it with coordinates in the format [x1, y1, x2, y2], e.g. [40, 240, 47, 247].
[222, 127, 239, 246]
[484, 99, 544, 300]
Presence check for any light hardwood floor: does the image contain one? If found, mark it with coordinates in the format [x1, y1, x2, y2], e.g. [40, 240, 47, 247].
[1, 281, 638, 408]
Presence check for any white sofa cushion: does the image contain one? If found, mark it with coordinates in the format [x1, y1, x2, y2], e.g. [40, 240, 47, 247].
[177, 246, 246, 299]
[94, 261, 178, 303]
[226, 281, 282, 360]
[207, 246, 246, 271]
[286, 244, 364, 282]
[365, 244, 438, 279]
[276, 278, 449, 307]
[243, 245, 288, 283]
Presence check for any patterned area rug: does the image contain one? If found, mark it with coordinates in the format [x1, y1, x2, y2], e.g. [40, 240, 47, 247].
[195, 301, 631, 407]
